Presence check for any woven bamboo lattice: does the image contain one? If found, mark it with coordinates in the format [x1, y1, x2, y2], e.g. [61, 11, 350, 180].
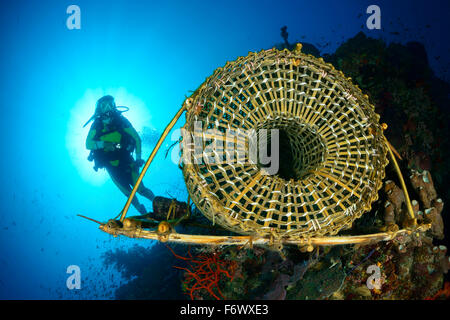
[181, 44, 389, 240]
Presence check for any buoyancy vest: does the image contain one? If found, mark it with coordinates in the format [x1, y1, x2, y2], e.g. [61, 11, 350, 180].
[88, 113, 136, 170]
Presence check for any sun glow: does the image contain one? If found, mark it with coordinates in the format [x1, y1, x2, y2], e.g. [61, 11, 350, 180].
[66, 88, 152, 185]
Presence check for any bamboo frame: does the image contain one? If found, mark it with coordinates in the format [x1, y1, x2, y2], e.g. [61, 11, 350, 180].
[86, 114, 428, 247]
[98, 221, 431, 247]
[384, 135, 417, 225]
[80, 44, 428, 248]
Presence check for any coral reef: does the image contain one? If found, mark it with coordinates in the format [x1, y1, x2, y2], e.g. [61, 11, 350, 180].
[410, 170, 444, 239]
[338, 239, 449, 299]
[425, 282, 450, 300]
[326, 32, 450, 208]
[102, 244, 187, 299]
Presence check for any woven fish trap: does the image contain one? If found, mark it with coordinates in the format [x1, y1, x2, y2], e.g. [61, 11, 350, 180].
[181, 45, 389, 240]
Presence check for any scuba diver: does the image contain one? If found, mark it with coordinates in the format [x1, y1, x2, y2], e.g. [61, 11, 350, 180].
[84, 95, 154, 215]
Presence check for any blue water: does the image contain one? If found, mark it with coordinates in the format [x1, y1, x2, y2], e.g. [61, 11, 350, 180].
[0, 0, 448, 299]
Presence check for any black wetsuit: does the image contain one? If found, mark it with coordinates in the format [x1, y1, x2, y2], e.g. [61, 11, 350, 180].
[89, 113, 137, 190]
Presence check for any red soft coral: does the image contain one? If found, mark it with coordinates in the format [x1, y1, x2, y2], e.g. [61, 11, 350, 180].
[166, 245, 237, 300]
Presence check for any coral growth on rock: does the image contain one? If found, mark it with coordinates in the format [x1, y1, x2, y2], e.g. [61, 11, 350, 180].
[410, 170, 444, 239]
[425, 282, 450, 300]
[102, 244, 187, 299]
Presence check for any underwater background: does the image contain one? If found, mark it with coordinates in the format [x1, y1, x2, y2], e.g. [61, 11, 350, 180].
[0, 0, 449, 299]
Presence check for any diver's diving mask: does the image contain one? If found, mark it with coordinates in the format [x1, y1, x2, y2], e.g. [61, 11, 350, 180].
[83, 95, 129, 128]
[96, 95, 117, 117]
[83, 95, 117, 127]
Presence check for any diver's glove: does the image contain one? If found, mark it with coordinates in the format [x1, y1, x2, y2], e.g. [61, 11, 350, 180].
[103, 142, 117, 152]
[136, 159, 145, 167]
[92, 140, 104, 150]
[92, 140, 116, 151]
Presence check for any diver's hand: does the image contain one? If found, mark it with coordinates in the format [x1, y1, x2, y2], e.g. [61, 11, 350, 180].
[136, 159, 145, 167]
[103, 142, 116, 152]
[93, 140, 104, 150]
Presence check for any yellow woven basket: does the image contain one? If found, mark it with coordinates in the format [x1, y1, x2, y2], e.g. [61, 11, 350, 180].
[181, 44, 388, 240]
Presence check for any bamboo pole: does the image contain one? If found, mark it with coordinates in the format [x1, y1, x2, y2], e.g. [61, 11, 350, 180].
[385, 137, 417, 225]
[99, 223, 430, 246]
[119, 105, 186, 222]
